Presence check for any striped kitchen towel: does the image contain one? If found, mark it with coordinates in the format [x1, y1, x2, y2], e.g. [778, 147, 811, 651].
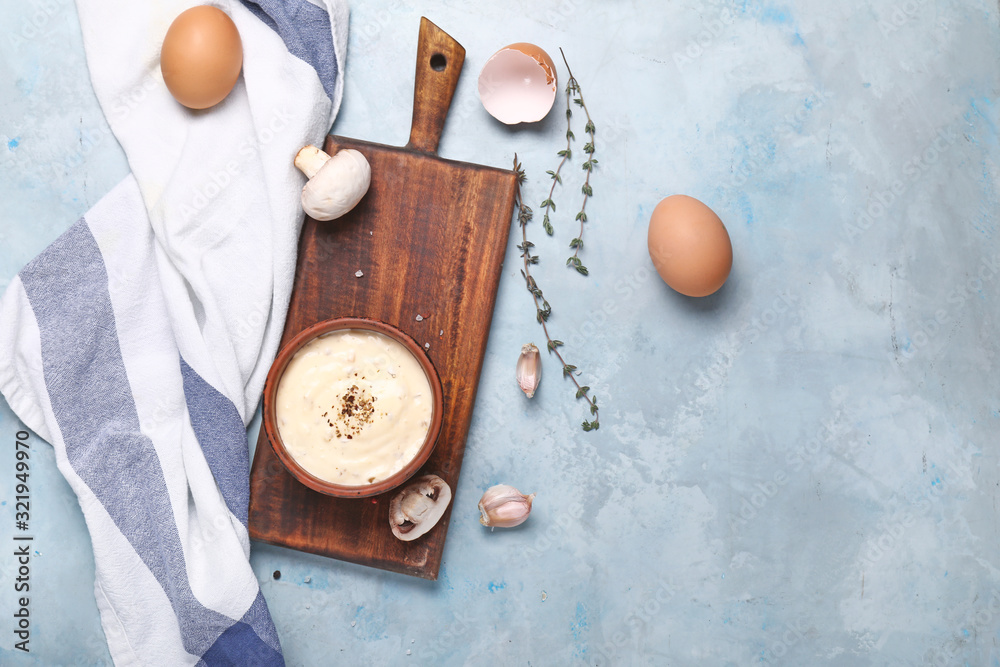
[0, 0, 348, 664]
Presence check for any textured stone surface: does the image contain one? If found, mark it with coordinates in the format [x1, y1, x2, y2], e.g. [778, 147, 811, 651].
[2, 0, 999, 665]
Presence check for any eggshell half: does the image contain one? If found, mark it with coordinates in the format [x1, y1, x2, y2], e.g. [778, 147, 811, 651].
[647, 195, 733, 297]
[478, 43, 557, 124]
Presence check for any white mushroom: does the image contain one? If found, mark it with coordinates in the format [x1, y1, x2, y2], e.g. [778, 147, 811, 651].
[293, 145, 371, 221]
[389, 474, 452, 541]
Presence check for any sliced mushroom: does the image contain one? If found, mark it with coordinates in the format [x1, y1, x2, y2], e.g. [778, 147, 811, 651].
[389, 474, 452, 541]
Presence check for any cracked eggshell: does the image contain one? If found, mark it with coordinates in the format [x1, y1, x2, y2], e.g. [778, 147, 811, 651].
[478, 43, 557, 125]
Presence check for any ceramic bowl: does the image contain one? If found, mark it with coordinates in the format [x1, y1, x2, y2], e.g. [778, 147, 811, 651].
[262, 317, 444, 498]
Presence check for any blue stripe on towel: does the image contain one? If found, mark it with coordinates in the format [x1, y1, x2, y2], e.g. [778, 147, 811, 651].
[241, 0, 340, 101]
[19, 219, 282, 664]
[201, 591, 283, 665]
[180, 356, 250, 526]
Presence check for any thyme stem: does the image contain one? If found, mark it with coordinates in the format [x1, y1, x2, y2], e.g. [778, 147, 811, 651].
[513, 156, 600, 432]
[539, 74, 575, 236]
[559, 48, 598, 274]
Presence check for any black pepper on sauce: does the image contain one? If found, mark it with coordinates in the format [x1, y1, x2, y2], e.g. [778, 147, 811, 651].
[325, 383, 376, 440]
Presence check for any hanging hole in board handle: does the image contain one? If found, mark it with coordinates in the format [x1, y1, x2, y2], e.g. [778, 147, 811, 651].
[406, 18, 465, 155]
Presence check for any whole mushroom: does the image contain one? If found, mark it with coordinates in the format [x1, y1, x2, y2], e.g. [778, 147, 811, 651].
[388, 474, 452, 541]
[293, 145, 371, 221]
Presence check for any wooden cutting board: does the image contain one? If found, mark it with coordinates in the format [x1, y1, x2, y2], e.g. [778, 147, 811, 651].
[247, 18, 517, 580]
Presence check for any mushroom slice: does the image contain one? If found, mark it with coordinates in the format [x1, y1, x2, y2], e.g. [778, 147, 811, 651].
[389, 474, 452, 541]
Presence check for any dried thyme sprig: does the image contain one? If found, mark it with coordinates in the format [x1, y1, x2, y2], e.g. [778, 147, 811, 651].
[513, 155, 600, 432]
[539, 75, 577, 237]
[560, 48, 597, 277]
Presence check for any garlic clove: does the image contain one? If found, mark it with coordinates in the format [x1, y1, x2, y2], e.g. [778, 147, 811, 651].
[516, 343, 541, 398]
[478, 484, 535, 528]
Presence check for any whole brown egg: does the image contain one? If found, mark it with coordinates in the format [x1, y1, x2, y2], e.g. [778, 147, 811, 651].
[160, 6, 243, 110]
[647, 195, 733, 297]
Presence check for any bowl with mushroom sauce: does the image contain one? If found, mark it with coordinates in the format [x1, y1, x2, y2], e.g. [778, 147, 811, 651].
[262, 317, 444, 498]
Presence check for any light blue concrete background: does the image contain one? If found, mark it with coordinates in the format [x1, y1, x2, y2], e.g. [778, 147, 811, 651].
[2, 0, 999, 665]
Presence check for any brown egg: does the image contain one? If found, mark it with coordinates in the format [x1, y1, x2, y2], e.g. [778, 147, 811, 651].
[647, 195, 733, 297]
[160, 6, 243, 110]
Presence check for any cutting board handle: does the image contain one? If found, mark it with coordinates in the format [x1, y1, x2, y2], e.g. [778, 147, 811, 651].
[406, 17, 466, 155]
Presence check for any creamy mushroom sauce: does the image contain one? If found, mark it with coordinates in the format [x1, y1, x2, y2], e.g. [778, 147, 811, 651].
[275, 329, 433, 486]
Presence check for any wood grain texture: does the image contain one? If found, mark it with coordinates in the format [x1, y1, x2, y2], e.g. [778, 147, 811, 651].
[247, 18, 517, 580]
[407, 17, 465, 154]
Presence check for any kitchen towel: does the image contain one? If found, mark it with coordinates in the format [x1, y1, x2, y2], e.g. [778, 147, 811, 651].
[0, 0, 348, 663]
